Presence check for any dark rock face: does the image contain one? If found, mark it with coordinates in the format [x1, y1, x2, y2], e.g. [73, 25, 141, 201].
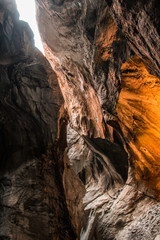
[1, 0, 160, 239]
[110, 0, 160, 78]
[0, 0, 62, 174]
[0, 58, 61, 173]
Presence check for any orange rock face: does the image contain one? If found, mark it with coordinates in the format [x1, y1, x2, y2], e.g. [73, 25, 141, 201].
[117, 55, 160, 196]
[96, 12, 118, 62]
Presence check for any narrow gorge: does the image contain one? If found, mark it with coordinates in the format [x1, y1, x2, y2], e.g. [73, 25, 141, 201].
[0, 0, 160, 239]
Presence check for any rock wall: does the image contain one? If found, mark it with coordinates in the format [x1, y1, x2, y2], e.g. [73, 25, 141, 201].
[36, 0, 160, 239]
[0, 0, 84, 239]
[1, 0, 160, 239]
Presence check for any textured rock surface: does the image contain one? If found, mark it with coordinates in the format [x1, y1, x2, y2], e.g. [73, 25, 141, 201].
[110, 0, 160, 78]
[117, 55, 160, 197]
[36, 0, 160, 239]
[1, 0, 160, 239]
[0, 0, 84, 239]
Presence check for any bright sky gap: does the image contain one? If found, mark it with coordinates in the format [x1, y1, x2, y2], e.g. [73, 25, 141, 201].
[15, 0, 44, 54]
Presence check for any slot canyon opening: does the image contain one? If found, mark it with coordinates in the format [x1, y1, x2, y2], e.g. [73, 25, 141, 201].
[15, 0, 44, 54]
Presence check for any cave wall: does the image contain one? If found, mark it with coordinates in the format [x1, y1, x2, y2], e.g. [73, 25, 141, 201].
[1, 0, 160, 239]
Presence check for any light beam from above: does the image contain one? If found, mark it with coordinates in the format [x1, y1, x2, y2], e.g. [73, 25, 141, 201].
[15, 0, 44, 54]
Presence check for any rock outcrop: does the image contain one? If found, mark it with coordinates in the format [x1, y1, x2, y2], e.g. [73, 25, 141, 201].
[1, 0, 160, 239]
